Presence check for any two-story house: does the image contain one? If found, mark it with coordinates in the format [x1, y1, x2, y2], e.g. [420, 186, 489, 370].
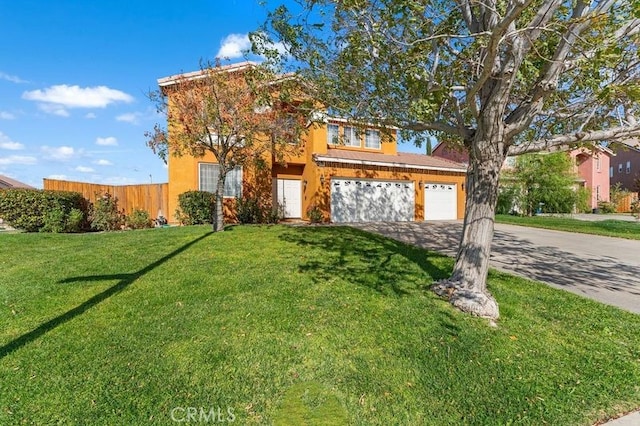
[610, 140, 640, 193]
[159, 63, 467, 224]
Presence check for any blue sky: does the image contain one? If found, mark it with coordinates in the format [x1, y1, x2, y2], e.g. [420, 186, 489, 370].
[0, 0, 424, 188]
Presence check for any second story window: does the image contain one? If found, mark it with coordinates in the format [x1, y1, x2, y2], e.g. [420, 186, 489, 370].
[327, 124, 339, 145]
[627, 161, 631, 174]
[595, 155, 601, 172]
[365, 129, 381, 149]
[344, 126, 360, 147]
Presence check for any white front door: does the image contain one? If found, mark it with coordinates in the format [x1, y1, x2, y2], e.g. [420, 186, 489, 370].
[277, 179, 302, 218]
[424, 183, 457, 220]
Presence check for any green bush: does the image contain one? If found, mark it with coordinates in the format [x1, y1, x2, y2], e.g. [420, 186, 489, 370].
[176, 191, 215, 225]
[597, 200, 617, 214]
[90, 193, 125, 231]
[236, 196, 262, 224]
[126, 209, 153, 229]
[0, 189, 89, 232]
[265, 204, 283, 224]
[40, 207, 86, 233]
[306, 204, 324, 223]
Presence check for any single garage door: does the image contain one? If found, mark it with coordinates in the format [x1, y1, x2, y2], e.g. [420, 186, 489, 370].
[424, 183, 457, 220]
[331, 178, 414, 223]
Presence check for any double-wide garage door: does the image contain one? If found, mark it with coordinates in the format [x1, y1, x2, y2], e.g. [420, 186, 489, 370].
[330, 178, 415, 223]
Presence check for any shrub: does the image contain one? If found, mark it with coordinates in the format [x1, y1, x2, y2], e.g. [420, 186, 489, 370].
[40, 207, 86, 233]
[265, 203, 283, 224]
[496, 185, 521, 215]
[91, 193, 125, 231]
[0, 189, 89, 232]
[126, 209, 153, 229]
[597, 200, 617, 214]
[176, 191, 215, 225]
[306, 204, 324, 223]
[236, 196, 262, 224]
[631, 199, 640, 219]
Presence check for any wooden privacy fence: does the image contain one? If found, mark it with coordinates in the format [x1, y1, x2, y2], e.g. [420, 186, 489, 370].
[43, 179, 169, 219]
[616, 193, 639, 213]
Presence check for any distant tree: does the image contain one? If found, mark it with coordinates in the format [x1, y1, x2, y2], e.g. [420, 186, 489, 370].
[510, 153, 584, 215]
[147, 61, 309, 231]
[257, 0, 640, 319]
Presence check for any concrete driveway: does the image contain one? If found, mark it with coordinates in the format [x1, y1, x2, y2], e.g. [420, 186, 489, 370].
[351, 221, 640, 314]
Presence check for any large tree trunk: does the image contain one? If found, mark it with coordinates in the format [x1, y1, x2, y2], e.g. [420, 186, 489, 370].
[433, 137, 504, 320]
[213, 173, 225, 232]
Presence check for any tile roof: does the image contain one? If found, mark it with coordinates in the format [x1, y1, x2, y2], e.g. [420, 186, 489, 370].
[0, 174, 34, 189]
[314, 148, 467, 172]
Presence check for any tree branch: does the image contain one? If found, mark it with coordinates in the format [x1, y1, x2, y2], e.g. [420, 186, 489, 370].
[508, 126, 640, 155]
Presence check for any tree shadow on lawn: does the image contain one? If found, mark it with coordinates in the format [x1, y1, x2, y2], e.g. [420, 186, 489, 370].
[0, 232, 212, 360]
[279, 226, 451, 297]
[353, 221, 640, 312]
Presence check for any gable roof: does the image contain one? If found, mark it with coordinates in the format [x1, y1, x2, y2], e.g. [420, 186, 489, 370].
[314, 149, 467, 173]
[0, 174, 34, 189]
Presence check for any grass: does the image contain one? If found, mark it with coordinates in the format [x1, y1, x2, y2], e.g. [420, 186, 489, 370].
[1, 225, 639, 425]
[496, 214, 640, 240]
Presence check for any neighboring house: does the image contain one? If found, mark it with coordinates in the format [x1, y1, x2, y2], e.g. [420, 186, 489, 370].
[431, 141, 469, 166]
[432, 142, 612, 210]
[0, 174, 34, 190]
[569, 146, 613, 210]
[159, 67, 468, 224]
[610, 140, 640, 193]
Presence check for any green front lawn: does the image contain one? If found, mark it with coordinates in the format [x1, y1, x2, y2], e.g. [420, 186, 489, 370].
[1, 226, 639, 425]
[496, 214, 640, 239]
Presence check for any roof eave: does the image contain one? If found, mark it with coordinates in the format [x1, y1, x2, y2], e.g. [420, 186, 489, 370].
[313, 155, 466, 173]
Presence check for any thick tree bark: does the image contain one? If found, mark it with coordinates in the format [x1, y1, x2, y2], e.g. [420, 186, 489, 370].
[213, 173, 225, 232]
[433, 137, 504, 319]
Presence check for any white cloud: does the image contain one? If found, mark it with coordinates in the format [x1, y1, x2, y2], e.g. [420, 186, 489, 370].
[0, 155, 37, 165]
[0, 132, 24, 150]
[74, 166, 95, 173]
[41, 145, 77, 161]
[38, 103, 69, 117]
[0, 111, 16, 120]
[216, 32, 289, 61]
[115, 112, 141, 124]
[93, 159, 113, 166]
[96, 136, 118, 146]
[216, 33, 252, 59]
[22, 84, 134, 109]
[0, 71, 27, 84]
[47, 174, 68, 180]
[85, 112, 97, 119]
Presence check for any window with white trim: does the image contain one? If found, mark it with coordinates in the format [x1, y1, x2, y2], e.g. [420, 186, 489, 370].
[344, 126, 360, 147]
[619, 163, 623, 173]
[627, 161, 631, 174]
[610, 166, 613, 178]
[365, 129, 381, 149]
[595, 155, 601, 172]
[327, 124, 339, 145]
[596, 185, 601, 201]
[199, 163, 242, 198]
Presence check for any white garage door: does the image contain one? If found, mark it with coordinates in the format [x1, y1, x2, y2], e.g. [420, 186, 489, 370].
[276, 179, 302, 218]
[424, 183, 457, 220]
[331, 178, 414, 223]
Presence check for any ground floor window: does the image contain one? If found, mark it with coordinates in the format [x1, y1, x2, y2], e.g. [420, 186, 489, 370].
[199, 163, 242, 198]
